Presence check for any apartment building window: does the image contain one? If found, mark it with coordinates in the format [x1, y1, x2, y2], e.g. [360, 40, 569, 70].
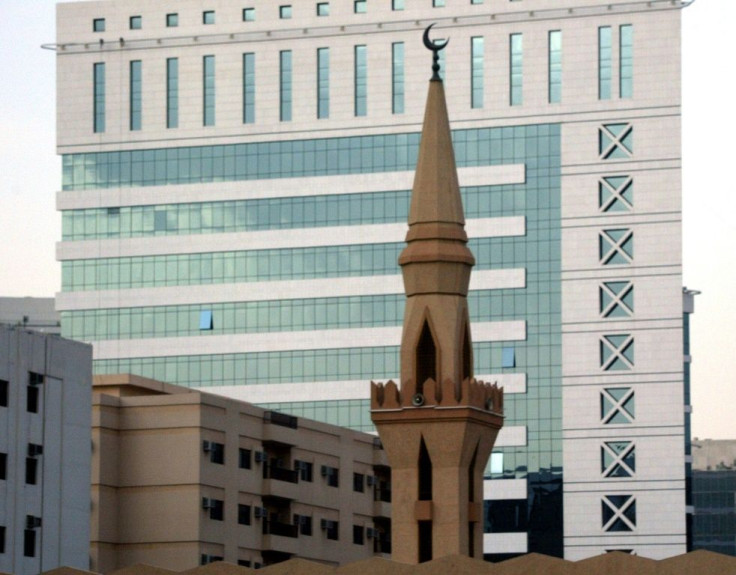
[471, 0, 483, 3]
[238, 504, 251, 525]
[203, 55, 215, 126]
[0, 453, 6, 480]
[322, 519, 339, 540]
[353, 473, 365, 492]
[0, 379, 7, 407]
[620, 25, 633, 98]
[243, 53, 255, 124]
[93, 18, 105, 32]
[354, 0, 367, 13]
[295, 460, 313, 482]
[392, 42, 404, 114]
[204, 440, 225, 464]
[317, 3, 330, 16]
[433, 0, 445, 6]
[354, 45, 367, 117]
[317, 48, 330, 119]
[243, 8, 255, 21]
[203, 11, 215, 24]
[280, 51, 292, 122]
[295, 514, 313, 535]
[167, 58, 178, 129]
[392, 0, 404, 9]
[130, 60, 142, 131]
[602, 495, 636, 532]
[471, 36, 484, 109]
[166, 13, 178, 27]
[280, 5, 292, 19]
[322, 465, 339, 487]
[129, 16, 142, 30]
[203, 497, 224, 520]
[599, 26, 612, 100]
[23, 529, 36, 557]
[353, 525, 365, 545]
[93, 62, 106, 133]
[510, 33, 523, 106]
[0, 526, 5, 554]
[25, 457, 38, 485]
[239, 448, 252, 469]
[548, 30, 561, 103]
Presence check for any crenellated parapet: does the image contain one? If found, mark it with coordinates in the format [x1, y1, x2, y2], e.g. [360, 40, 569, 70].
[371, 377, 503, 415]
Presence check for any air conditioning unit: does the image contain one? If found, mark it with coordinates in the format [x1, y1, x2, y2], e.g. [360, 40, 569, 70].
[27, 443, 43, 457]
[201, 497, 216, 510]
[202, 440, 213, 452]
[366, 475, 376, 486]
[25, 515, 42, 529]
[254, 451, 267, 463]
[254, 507, 268, 519]
[366, 527, 376, 539]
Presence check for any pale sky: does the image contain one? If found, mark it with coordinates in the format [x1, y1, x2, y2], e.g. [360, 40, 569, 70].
[0, 0, 733, 439]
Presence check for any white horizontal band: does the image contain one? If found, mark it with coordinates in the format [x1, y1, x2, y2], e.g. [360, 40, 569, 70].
[93, 320, 526, 359]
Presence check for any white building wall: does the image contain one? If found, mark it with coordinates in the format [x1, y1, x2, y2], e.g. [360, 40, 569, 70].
[0, 326, 92, 574]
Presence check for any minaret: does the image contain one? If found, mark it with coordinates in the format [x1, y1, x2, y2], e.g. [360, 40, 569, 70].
[371, 27, 504, 564]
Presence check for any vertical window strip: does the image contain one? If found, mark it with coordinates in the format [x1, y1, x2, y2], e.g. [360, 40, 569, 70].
[548, 30, 562, 104]
[243, 53, 255, 124]
[599, 26, 612, 100]
[471, 36, 484, 109]
[354, 45, 367, 117]
[392, 42, 404, 115]
[167, 58, 179, 129]
[510, 33, 523, 106]
[619, 24, 633, 98]
[129, 60, 142, 131]
[203, 55, 215, 126]
[93, 62, 106, 133]
[280, 50, 292, 122]
[317, 48, 330, 119]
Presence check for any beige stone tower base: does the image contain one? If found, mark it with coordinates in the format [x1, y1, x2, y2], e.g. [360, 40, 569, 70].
[371, 76, 503, 564]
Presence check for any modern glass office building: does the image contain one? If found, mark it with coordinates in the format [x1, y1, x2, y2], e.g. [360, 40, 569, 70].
[54, 0, 691, 560]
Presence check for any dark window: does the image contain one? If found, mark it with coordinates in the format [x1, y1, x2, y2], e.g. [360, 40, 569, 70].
[166, 13, 178, 27]
[0, 379, 7, 407]
[295, 460, 313, 482]
[238, 504, 251, 525]
[323, 519, 339, 540]
[129, 16, 142, 29]
[203, 498, 224, 521]
[0, 453, 6, 480]
[26, 458, 38, 485]
[29, 373, 44, 386]
[353, 524, 364, 545]
[353, 472, 365, 492]
[203, 10, 215, 24]
[0, 525, 5, 554]
[93, 18, 105, 32]
[237, 560, 251, 567]
[27, 386, 39, 413]
[322, 465, 339, 487]
[204, 441, 225, 464]
[239, 448, 252, 469]
[265, 410, 298, 428]
[295, 514, 312, 536]
[200, 555, 223, 565]
[23, 529, 35, 557]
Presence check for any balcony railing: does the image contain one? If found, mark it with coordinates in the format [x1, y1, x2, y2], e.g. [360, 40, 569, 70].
[264, 463, 299, 483]
[263, 519, 299, 538]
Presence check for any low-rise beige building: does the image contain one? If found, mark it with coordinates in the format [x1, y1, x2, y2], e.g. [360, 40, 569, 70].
[91, 375, 391, 573]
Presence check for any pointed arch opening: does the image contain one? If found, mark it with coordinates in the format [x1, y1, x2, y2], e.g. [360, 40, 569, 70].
[416, 320, 437, 395]
[462, 322, 472, 382]
[418, 436, 433, 501]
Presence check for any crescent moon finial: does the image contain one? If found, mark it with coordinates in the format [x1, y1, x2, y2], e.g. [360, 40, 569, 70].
[423, 24, 449, 81]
